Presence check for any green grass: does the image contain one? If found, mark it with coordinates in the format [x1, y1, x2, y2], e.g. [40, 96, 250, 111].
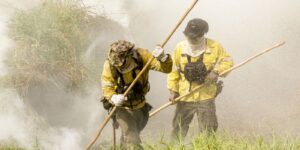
[101, 132, 300, 150]
[0, 138, 39, 150]
[0, 144, 25, 150]
[2, 132, 300, 149]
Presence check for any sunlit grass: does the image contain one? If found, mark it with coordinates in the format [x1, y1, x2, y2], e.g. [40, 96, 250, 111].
[2, 132, 300, 149]
[100, 132, 300, 150]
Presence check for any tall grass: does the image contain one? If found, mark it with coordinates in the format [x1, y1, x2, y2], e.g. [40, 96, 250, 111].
[0, 0, 121, 96]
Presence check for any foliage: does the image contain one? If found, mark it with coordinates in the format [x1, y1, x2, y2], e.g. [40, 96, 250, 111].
[2, 0, 115, 96]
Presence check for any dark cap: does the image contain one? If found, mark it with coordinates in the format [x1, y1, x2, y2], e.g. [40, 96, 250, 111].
[184, 18, 209, 38]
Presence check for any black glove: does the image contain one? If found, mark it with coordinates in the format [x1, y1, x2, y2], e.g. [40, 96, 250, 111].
[100, 97, 113, 111]
[216, 80, 224, 96]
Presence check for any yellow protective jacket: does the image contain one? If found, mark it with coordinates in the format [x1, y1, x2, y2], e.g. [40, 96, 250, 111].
[167, 38, 233, 102]
[101, 48, 173, 109]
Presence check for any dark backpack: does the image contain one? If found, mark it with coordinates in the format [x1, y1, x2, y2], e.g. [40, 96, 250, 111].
[179, 53, 208, 91]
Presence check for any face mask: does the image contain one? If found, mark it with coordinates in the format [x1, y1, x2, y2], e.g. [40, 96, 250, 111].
[187, 36, 205, 45]
[115, 56, 137, 73]
[109, 51, 129, 67]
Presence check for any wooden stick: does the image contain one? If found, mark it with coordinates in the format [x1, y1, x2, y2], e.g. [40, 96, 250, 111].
[112, 124, 116, 150]
[84, 0, 199, 149]
[149, 41, 286, 117]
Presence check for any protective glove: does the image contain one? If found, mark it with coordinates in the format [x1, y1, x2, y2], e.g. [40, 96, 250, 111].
[206, 71, 219, 83]
[100, 97, 113, 111]
[111, 94, 127, 106]
[152, 45, 169, 62]
[169, 90, 180, 103]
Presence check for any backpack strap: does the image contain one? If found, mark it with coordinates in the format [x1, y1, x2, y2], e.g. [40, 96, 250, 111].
[132, 49, 144, 70]
[110, 65, 125, 91]
[178, 54, 188, 73]
[198, 52, 205, 62]
[131, 49, 149, 92]
[186, 55, 191, 63]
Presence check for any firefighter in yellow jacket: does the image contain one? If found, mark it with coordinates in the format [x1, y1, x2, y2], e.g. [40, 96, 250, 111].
[101, 40, 172, 149]
[167, 18, 233, 139]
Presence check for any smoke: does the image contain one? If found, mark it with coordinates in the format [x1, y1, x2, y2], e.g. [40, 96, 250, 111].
[0, 89, 34, 148]
[0, 0, 300, 149]
[0, 1, 40, 149]
[0, 88, 84, 149]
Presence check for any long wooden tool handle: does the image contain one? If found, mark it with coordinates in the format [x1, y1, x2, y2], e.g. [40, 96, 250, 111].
[113, 124, 116, 150]
[149, 41, 286, 117]
[85, 0, 199, 149]
[161, 0, 199, 47]
[219, 41, 285, 76]
[85, 106, 117, 150]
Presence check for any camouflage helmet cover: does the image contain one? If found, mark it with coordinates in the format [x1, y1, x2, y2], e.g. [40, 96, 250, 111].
[108, 40, 135, 67]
